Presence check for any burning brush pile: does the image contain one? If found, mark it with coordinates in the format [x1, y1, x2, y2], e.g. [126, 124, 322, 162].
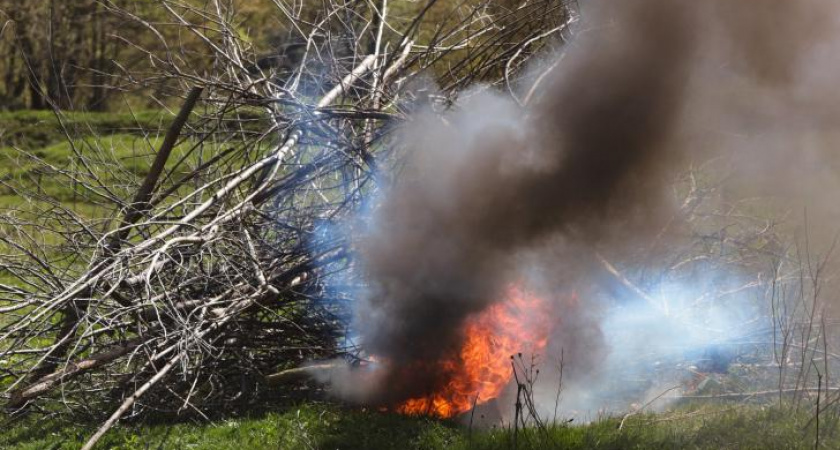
[0, 2, 575, 447]
[313, 0, 840, 423]
[393, 286, 554, 418]
[4, 0, 840, 447]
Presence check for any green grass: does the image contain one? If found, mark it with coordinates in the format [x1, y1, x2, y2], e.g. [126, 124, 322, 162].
[0, 110, 221, 295]
[0, 133, 202, 200]
[0, 402, 834, 450]
[0, 110, 166, 150]
[0, 133, 199, 259]
[0, 109, 177, 219]
[0, 109, 263, 212]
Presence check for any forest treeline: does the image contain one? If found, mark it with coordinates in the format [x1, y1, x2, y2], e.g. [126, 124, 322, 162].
[0, 0, 284, 111]
[0, 0, 531, 112]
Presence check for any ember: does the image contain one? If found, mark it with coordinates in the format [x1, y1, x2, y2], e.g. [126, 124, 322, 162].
[397, 286, 553, 418]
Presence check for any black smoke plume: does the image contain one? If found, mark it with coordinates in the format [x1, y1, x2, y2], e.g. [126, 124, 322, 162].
[336, 0, 837, 408]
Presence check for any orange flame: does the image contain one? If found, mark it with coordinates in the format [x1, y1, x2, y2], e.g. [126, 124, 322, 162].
[397, 286, 552, 418]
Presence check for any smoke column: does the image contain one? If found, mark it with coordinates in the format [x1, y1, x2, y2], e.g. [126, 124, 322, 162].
[327, 0, 840, 411]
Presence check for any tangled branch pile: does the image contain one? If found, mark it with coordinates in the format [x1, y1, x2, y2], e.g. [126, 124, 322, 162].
[0, 0, 573, 443]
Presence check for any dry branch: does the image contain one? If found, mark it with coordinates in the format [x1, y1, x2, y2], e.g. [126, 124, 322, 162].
[110, 86, 205, 253]
[8, 339, 142, 409]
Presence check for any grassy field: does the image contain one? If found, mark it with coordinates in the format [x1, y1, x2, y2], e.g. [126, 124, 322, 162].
[0, 402, 833, 450]
[0, 108, 266, 214]
[0, 109, 170, 213]
[0, 110, 166, 149]
[0, 110, 191, 290]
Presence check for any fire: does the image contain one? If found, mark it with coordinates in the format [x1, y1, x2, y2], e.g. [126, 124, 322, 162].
[397, 286, 553, 418]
